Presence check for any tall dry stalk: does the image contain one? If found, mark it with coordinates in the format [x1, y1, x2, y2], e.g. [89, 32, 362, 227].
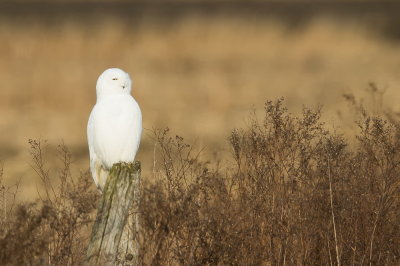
[327, 159, 340, 266]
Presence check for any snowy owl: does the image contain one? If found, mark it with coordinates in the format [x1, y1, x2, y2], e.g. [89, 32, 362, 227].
[87, 68, 142, 192]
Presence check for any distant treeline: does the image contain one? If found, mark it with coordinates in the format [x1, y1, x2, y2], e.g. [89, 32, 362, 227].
[1, 1, 398, 21]
[1, 0, 398, 17]
[2, 0, 400, 40]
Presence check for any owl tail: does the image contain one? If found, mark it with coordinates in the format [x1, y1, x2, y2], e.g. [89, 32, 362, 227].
[94, 162, 110, 193]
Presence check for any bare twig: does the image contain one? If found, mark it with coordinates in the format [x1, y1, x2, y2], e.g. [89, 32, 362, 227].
[328, 159, 340, 266]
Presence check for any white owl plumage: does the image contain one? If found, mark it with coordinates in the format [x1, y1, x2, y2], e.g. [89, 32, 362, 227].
[87, 68, 142, 192]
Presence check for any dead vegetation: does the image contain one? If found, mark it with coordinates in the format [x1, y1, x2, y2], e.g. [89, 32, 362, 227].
[0, 99, 399, 265]
[0, 141, 99, 265]
[3, 13, 400, 186]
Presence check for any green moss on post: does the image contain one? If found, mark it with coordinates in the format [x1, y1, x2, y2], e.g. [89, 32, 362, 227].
[86, 161, 141, 266]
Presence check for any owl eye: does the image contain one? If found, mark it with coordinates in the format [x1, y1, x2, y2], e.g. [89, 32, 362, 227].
[112, 78, 118, 80]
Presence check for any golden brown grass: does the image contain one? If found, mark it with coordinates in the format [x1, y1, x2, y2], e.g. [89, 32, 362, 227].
[1, 99, 399, 265]
[1, 3, 400, 264]
[1, 9, 400, 196]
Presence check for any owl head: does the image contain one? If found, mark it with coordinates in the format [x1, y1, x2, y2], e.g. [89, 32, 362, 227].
[96, 68, 132, 99]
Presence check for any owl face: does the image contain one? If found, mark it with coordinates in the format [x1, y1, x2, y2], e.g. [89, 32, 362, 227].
[96, 68, 132, 99]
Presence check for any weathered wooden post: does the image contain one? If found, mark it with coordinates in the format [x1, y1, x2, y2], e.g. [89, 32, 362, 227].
[86, 161, 141, 266]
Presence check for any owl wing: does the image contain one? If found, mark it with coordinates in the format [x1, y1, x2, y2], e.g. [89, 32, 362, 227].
[87, 110, 97, 186]
[88, 107, 112, 192]
[88, 109, 102, 191]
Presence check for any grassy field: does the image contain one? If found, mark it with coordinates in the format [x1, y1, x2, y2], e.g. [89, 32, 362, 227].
[2, 99, 400, 265]
[0, 2, 399, 264]
[1, 3, 400, 196]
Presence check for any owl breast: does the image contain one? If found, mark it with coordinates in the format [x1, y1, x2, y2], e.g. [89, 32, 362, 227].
[92, 94, 142, 169]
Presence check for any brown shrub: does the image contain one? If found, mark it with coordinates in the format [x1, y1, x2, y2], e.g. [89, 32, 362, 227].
[141, 99, 400, 265]
[1, 98, 400, 265]
[0, 140, 99, 265]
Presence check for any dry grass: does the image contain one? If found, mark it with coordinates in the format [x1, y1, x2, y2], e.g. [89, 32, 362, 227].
[0, 99, 399, 265]
[0, 6, 400, 264]
[133, 99, 400, 264]
[0, 141, 99, 265]
[2, 12, 400, 198]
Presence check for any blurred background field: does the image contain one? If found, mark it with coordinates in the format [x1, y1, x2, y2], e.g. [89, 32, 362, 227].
[1, 1, 400, 199]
